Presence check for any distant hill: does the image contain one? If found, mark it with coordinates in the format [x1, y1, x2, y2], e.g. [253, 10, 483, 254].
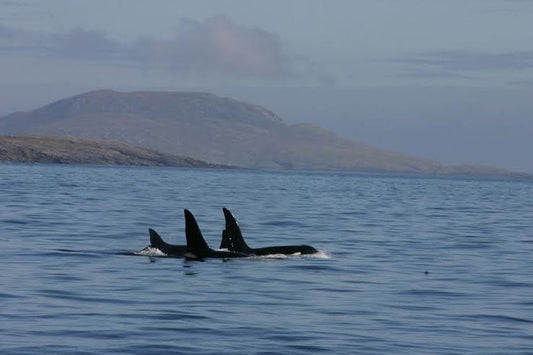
[0, 135, 216, 167]
[0, 90, 515, 175]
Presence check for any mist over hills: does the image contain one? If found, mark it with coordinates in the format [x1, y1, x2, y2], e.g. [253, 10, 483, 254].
[0, 90, 512, 174]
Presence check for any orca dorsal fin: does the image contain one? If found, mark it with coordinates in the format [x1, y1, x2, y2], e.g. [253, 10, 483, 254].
[220, 229, 230, 249]
[222, 208, 251, 251]
[220, 229, 237, 249]
[184, 209, 210, 250]
[149, 228, 168, 252]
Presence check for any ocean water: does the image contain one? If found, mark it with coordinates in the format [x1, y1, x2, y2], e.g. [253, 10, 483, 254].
[1, 163, 532, 354]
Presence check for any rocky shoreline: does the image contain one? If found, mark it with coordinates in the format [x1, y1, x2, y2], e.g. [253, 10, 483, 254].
[0, 135, 219, 168]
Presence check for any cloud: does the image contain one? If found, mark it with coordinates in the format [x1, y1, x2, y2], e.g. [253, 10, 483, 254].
[0, 16, 291, 79]
[162, 16, 290, 78]
[389, 50, 533, 79]
[509, 78, 533, 87]
[399, 69, 473, 79]
[0, 22, 37, 52]
[51, 27, 122, 60]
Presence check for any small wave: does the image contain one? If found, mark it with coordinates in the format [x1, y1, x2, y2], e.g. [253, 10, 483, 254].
[464, 314, 533, 324]
[248, 250, 331, 260]
[2, 219, 28, 225]
[133, 248, 330, 259]
[134, 247, 167, 257]
[308, 250, 331, 259]
[399, 289, 469, 298]
[249, 253, 290, 260]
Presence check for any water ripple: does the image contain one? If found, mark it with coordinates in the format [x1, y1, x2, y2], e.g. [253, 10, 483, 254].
[1, 164, 532, 354]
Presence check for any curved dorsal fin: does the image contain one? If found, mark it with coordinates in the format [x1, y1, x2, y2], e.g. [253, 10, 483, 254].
[149, 228, 168, 252]
[184, 209, 209, 249]
[222, 208, 251, 251]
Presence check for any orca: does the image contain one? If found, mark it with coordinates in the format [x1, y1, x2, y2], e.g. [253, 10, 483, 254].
[183, 209, 249, 260]
[148, 228, 188, 256]
[220, 208, 318, 256]
[145, 211, 248, 260]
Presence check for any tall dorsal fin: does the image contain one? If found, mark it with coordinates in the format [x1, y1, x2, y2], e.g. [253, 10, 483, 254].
[184, 209, 210, 249]
[222, 208, 251, 251]
[220, 229, 231, 249]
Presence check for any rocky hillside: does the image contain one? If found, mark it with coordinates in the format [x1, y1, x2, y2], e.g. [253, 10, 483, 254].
[0, 135, 216, 167]
[0, 90, 510, 174]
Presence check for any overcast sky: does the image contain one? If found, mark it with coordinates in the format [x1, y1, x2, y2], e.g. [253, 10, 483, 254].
[1, 0, 533, 172]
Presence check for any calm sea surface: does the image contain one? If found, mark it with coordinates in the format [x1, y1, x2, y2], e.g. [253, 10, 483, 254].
[1, 163, 532, 354]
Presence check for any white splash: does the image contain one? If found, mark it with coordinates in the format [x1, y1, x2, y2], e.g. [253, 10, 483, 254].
[307, 250, 331, 259]
[134, 247, 167, 257]
[252, 253, 290, 260]
[248, 250, 331, 260]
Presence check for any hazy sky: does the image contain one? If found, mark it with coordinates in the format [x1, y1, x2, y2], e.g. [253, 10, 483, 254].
[1, 0, 533, 172]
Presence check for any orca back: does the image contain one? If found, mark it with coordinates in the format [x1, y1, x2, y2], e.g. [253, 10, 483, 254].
[149, 228, 187, 255]
[221, 208, 318, 256]
[149, 228, 169, 252]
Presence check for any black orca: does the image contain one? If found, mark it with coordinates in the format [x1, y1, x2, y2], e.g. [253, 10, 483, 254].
[148, 228, 188, 256]
[183, 209, 249, 260]
[220, 208, 318, 256]
[145, 211, 248, 259]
